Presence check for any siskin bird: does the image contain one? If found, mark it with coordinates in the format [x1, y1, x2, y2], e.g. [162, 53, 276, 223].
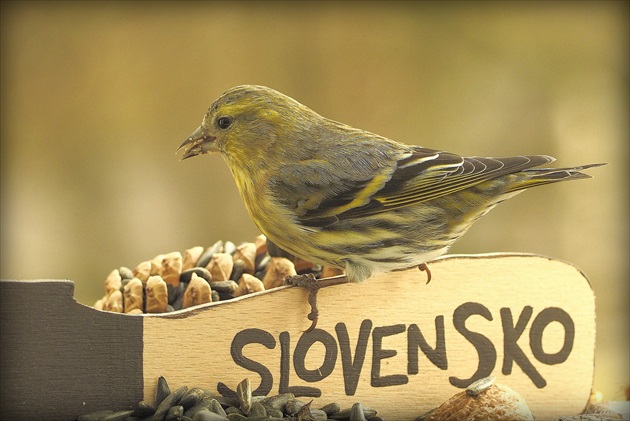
[178, 85, 603, 327]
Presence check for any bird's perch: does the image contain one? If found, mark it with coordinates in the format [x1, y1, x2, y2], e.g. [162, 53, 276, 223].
[0, 253, 595, 420]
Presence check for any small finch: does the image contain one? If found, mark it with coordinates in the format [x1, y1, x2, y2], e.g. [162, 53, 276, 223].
[179, 85, 603, 329]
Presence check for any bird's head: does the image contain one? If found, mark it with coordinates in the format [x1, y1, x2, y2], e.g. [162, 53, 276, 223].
[178, 85, 320, 174]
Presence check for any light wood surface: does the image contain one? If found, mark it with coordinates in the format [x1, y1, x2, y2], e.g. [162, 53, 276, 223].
[143, 253, 595, 420]
[0, 253, 595, 420]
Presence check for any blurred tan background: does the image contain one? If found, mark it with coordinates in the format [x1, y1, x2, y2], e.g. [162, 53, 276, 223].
[1, 1, 627, 400]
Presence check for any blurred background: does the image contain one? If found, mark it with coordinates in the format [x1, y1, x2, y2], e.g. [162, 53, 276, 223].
[1, 1, 627, 400]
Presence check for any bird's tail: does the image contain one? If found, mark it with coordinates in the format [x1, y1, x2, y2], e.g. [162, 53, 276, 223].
[506, 163, 606, 193]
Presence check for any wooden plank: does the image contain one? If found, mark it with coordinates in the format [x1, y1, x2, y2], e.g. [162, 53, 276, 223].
[0, 280, 144, 420]
[142, 253, 595, 420]
[0, 254, 595, 420]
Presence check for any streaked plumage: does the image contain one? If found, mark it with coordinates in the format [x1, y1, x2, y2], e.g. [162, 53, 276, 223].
[179, 85, 603, 283]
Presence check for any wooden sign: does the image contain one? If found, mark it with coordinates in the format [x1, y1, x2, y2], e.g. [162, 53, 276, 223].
[0, 253, 595, 420]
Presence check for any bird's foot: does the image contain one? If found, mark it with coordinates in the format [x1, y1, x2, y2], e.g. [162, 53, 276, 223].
[418, 263, 432, 284]
[284, 273, 319, 332]
[284, 273, 349, 333]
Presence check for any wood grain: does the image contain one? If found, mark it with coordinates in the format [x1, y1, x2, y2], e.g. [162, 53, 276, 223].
[0, 254, 595, 420]
[0, 280, 143, 420]
[143, 253, 595, 420]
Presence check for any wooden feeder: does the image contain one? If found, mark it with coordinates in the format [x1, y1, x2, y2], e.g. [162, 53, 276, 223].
[0, 253, 596, 420]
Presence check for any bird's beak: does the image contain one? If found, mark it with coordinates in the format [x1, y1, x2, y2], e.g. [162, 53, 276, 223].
[177, 125, 218, 160]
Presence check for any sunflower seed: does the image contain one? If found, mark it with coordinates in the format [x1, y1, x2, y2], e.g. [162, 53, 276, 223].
[166, 405, 184, 421]
[285, 399, 308, 415]
[236, 378, 252, 414]
[248, 401, 266, 417]
[119, 266, 134, 280]
[210, 280, 239, 295]
[197, 241, 224, 268]
[224, 241, 237, 256]
[154, 386, 189, 421]
[180, 388, 207, 410]
[155, 376, 172, 405]
[184, 396, 215, 418]
[349, 402, 367, 421]
[224, 406, 243, 415]
[210, 399, 227, 417]
[319, 402, 341, 416]
[263, 393, 294, 411]
[466, 376, 495, 396]
[211, 290, 220, 302]
[330, 405, 377, 420]
[132, 400, 156, 418]
[192, 408, 229, 420]
[230, 259, 246, 282]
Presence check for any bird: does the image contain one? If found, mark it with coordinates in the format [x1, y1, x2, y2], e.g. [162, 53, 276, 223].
[178, 85, 603, 330]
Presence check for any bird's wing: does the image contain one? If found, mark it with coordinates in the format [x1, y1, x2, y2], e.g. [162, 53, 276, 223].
[271, 146, 554, 228]
[369, 149, 555, 214]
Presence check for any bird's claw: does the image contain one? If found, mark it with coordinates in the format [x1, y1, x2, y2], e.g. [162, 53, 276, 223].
[285, 273, 349, 332]
[285, 273, 320, 332]
[418, 263, 432, 284]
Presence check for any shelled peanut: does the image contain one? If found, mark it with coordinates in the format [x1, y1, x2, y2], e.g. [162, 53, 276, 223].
[93, 235, 341, 314]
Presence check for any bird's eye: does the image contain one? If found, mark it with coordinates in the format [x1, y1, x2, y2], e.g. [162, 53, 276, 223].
[217, 116, 233, 130]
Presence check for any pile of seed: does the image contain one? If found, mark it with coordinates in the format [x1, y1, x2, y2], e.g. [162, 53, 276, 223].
[94, 235, 344, 314]
[77, 376, 383, 421]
